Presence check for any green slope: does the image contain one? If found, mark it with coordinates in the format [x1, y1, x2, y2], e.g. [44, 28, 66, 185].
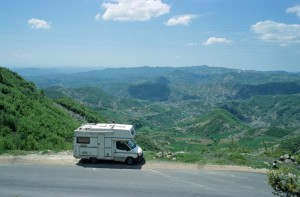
[178, 109, 249, 138]
[222, 94, 300, 128]
[44, 86, 143, 110]
[45, 86, 186, 129]
[55, 97, 106, 123]
[0, 67, 81, 152]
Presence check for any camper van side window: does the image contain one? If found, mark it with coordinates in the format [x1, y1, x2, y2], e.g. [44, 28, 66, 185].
[77, 137, 90, 144]
[131, 129, 135, 136]
[116, 141, 130, 151]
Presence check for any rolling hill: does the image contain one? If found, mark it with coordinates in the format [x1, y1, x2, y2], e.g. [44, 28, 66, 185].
[0, 67, 108, 152]
[176, 109, 249, 138]
[44, 86, 185, 130]
[221, 94, 300, 128]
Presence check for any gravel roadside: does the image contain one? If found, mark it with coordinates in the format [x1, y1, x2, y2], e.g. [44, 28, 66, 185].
[0, 151, 268, 173]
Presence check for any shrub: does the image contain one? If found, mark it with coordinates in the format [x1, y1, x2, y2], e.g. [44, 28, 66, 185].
[267, 167, 300, 197]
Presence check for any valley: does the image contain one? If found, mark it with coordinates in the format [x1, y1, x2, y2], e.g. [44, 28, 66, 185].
[1, 65, 300, 169]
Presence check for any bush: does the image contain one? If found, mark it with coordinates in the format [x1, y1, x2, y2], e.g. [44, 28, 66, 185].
[267, 167, 300, 197]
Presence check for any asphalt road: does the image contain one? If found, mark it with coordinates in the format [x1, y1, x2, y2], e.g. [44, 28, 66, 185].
[0, 162, 273, 197]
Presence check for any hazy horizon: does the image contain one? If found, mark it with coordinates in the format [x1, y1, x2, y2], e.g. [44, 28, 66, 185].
[6, 64, 300, 74]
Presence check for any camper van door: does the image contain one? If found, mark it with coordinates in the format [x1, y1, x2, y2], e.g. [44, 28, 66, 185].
[105, 137, 112, 159]
[114, 140, 130, 162]
[97, 134, 105, 159]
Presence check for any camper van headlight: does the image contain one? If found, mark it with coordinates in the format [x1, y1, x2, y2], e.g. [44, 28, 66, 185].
[138, 151, 143, 157]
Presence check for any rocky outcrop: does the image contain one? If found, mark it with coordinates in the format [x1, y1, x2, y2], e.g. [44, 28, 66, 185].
[272, 154, 298, 168]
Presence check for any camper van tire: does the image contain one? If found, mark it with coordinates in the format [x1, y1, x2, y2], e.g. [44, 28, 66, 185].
[90, 157, 98, 164]
[126, 157, 135, 165]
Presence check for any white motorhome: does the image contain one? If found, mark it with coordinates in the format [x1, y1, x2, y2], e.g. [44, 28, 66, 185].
[73, 123, 143, 165]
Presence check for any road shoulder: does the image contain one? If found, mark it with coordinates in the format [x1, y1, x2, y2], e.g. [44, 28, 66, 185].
[0, 151, 268, 173]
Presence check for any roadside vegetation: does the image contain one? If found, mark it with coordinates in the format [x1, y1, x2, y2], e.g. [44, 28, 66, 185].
[268, 165, 300, 197]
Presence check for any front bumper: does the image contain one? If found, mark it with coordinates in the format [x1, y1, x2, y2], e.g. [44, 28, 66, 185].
[135, 152, 144, 163]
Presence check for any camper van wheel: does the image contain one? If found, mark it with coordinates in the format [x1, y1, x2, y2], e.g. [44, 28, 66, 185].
[90, 157, 98, 164]
[126, 157, 135, 165]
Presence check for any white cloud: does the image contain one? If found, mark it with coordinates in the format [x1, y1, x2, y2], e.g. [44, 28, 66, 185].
[28, 18, 51, 29]
[165, 15, 197, 26]
[286, 5, 300, 19]
[101, 0, 170, 22]
[95, 13, 101, 21]
[251, 20, 300, 44]
[203, 37, 231, 46]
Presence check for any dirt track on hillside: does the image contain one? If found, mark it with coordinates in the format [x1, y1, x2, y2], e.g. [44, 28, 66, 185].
[0, 151, 268, 173]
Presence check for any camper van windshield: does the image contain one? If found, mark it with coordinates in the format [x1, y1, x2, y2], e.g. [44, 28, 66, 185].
[127, 140, 136, 149]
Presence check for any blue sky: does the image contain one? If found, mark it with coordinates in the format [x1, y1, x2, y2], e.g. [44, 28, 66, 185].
[1, 0, 300, 71]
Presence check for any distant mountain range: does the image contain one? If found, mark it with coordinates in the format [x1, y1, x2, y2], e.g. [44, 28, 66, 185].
[15, 66, 300, 102]
[16, 65, 300, 87]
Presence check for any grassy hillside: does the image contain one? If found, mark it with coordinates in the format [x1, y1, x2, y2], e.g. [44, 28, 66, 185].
[45, 86, 186, 130]
[177, 109, 249, 138]
[0, 67, 83, 152]
[222, 94, 300, 128]
[45, 86, 143, 110]
[55, 97, 106, 123]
